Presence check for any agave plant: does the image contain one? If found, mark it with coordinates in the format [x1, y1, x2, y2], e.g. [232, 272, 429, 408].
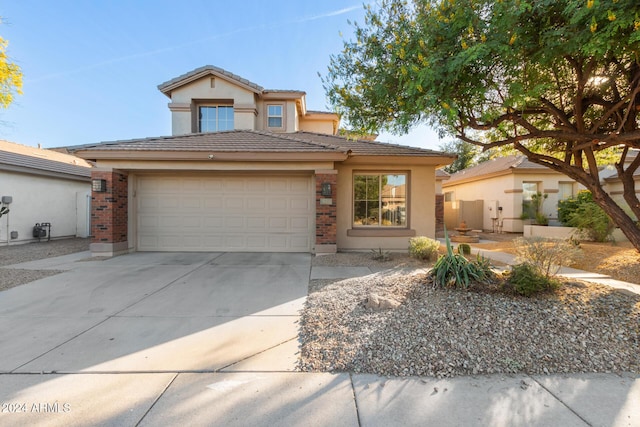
[430, 227, 493, 289]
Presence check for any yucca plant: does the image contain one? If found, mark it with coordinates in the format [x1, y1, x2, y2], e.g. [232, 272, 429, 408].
[431, 227, 493, 289]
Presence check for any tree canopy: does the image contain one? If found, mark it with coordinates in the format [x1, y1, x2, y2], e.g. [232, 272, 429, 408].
[324, 0, 640, 251]
[0, 19, 22, 109]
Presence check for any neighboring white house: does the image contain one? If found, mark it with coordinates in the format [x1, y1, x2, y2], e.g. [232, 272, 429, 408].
[0, 140, 93, 244]
[442, 155, 581, 232]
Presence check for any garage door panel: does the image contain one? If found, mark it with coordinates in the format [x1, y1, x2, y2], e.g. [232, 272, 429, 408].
[225, 198, 244, 209]
[223, 217, 243, 229]
[224, 180, 245, 191]
[203, 198, 222, 210]
[246, 217, 266, 229]
[159, 198, 180, 209]
[159, 216, 183, 228]
[182, 179, 202, 191]
[268, 236, 288, 249]
[290, 197, 312, 210]
[267, 217, 287, 230]
[137, 175, 313, 252]
[291, 217, 310, 230]
[139, 196, 160, 209]
[291, 235, 311, 249]
[247, 198, 266, 210]
[290, 179, 311, 192]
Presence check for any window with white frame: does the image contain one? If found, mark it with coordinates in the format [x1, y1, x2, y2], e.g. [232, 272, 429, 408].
[199, 105, 234, 132]
[354, 173, 407, 227]
[267, 104, 283, 128]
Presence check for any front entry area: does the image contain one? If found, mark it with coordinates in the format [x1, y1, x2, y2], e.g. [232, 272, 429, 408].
[135, 174, 314, 252]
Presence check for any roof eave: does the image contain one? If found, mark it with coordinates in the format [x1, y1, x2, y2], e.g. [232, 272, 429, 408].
[344, 154, 455, 167]
[73, 150, 349, 162]
[0, 163, 91, 181]
[158, 68, 263, 98]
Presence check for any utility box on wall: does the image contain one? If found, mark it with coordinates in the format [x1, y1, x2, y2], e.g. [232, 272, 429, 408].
[487, 200, 499, 219]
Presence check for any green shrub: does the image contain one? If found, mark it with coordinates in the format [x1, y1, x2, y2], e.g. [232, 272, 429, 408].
[430, 229, 494, 289]
[557, 191, 615, 242]
[409, 236, 440, 260]
[457, 243, 471, 255]
[535, 213, 548, 226]
[504, 263, 560, 296]
[514, 236, 581, 278]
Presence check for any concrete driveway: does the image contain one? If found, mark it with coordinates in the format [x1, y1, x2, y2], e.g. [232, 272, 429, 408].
[0, 252, 363, 426]
[1, 250, 638, 426]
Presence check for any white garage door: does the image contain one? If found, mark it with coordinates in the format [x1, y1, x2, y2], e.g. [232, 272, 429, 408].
[136, 174, 314, 252]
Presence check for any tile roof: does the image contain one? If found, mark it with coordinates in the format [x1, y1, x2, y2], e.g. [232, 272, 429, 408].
[68, 130, 450, 158]
[0, 140, 92, 179]
[158, 65, 264, 94]
[445, 155, 548, 184]
[293, 132, 447, 157]
[69, 130, 345, 153]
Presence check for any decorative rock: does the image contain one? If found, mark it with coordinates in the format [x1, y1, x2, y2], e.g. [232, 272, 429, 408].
[364, 293, 400, 310]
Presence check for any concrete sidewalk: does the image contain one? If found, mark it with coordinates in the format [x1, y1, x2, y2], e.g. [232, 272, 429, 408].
[0, 250, 638, 426]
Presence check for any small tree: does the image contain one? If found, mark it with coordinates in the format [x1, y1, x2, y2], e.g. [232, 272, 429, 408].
[323, 0, 640, 252]
[0, 19, 22, 109]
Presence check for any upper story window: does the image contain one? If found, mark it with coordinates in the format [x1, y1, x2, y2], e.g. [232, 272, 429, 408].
[354, 173, 407, 227]
[199, 106, 234, 132]
[267, 104, 283, 128]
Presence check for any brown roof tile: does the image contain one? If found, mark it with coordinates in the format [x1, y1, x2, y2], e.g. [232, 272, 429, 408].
[67, 130, 451, 159]
[158, 65, 264, 95]
[445, 155, 548, 184]
[293, 131, 448, 157]
[0, 140, 92, 179]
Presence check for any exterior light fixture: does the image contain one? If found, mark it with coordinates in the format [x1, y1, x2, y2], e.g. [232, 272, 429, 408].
[321, 182, 332, 197]
[92, 179, 107, 192]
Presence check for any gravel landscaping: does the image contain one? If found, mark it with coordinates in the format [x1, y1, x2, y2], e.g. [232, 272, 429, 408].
[0, 238, 89, 292]
[300, 253, 640, 378]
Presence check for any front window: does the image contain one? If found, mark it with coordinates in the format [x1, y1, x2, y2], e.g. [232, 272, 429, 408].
[354, 173, 407, 227]
[267, 105, 283, 128]
[199, 106, 234, 132]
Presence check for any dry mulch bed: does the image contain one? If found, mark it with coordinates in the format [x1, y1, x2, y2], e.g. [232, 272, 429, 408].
[472, 233, 640, 285]
[301, 252, 640, 378]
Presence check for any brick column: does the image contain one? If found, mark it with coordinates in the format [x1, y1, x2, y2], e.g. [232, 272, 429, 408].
[90, 169, 129, 256]
[435, 194, 444, 233]
[315, 170, 337, 254]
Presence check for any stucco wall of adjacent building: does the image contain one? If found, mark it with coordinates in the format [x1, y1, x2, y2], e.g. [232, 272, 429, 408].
[0, 171, 90, 244]
[443, 172, 581, 232]
[335, 163, 437, 251]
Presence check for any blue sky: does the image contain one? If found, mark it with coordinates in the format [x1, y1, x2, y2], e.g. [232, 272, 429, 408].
[0, 1, 443, 150]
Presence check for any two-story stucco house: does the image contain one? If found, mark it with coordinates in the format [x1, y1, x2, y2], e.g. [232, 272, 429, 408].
[69, 66, 453, 256]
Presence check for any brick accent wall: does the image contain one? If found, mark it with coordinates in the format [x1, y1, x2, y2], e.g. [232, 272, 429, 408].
[315, 173, 337, 246]
[435, 194, 444, 233]
[91, 170, 128, 244]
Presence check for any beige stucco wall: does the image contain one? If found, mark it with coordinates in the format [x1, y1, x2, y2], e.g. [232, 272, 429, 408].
[0, 171, 90, 244]
[335, 163, 436, 251]
[298, 119, 335, 135]
[443, 172, 582, 232]
[169, 78, 257, 135]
